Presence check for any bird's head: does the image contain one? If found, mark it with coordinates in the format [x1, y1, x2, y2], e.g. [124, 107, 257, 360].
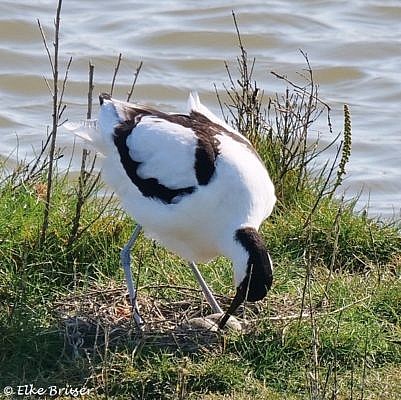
[219, 227, 273, 329]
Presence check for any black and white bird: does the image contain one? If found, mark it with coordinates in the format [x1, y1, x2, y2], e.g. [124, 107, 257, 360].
[65, 92, 276, 329]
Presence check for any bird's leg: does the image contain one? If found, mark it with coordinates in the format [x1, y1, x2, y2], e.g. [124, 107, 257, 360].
[120, 224, 143, 329]
[188, 262, 223, 314]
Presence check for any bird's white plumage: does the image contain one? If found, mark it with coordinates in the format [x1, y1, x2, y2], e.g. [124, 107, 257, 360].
[64, 93, 276, 287]
[127, 116, 198, 189]
[63, 120, 98, 143]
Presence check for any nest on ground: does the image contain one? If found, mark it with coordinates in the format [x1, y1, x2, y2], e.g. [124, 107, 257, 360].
[53, 283, 261, 357]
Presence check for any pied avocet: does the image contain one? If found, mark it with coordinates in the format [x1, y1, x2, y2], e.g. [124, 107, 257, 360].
[65, 92, 276, 330]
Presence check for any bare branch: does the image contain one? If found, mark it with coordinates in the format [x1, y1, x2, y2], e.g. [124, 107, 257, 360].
[270, 70, 331, 112]
[58, 56, 73, 119]
[126, 61, 143, 102]
[40, 0, 64, 246]
[110, 53, 122, 96]
[37, 19, 55, 76]
[87, 61, 95, 119]
[67, 62, 97, 249]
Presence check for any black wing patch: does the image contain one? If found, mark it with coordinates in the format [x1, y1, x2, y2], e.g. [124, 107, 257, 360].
[112, 101, 259, 203]
[162, 112, 220, 186]
[114, 120, 196, 204]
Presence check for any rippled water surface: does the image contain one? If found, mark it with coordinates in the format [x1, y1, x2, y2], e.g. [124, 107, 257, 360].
[1, 0, 400, 218]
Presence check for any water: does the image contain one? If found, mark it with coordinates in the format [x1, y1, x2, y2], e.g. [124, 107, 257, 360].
[1, 0, 400, 218]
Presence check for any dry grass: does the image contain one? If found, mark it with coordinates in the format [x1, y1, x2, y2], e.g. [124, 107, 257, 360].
[54, 283, 239, 356]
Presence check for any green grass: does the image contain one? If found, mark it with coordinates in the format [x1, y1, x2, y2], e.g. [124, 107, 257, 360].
[0, 165, 400, 399]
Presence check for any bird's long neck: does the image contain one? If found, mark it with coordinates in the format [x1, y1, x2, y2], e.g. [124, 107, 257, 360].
[219, 227, 273, 329]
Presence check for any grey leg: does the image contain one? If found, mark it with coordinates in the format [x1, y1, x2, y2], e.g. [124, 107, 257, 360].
[188, 262, 223, 314]
[120, 224, 143, 328]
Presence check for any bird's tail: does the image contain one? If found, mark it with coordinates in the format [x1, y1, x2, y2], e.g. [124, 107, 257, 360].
[63, 119, 98, 143]
[187, 91, 242, 136]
